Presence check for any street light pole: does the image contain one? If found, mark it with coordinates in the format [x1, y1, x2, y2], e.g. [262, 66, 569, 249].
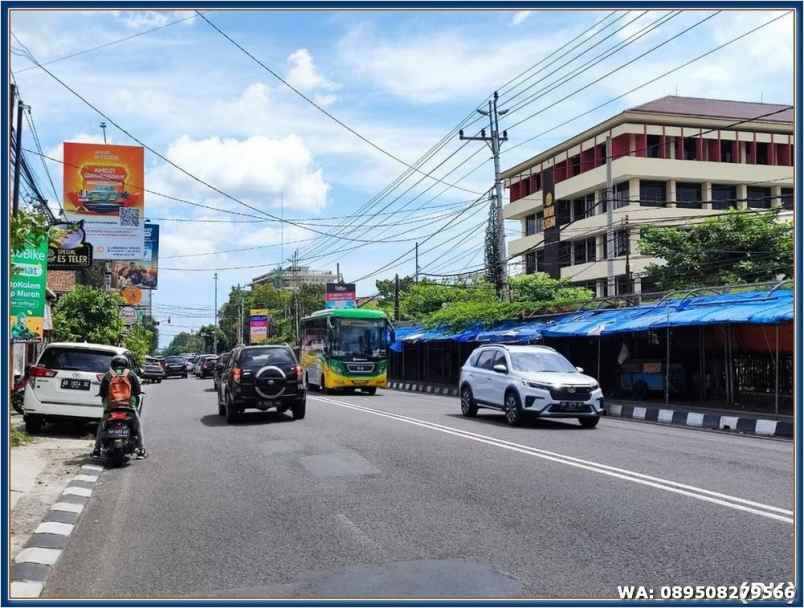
[213, 272, 218, 354]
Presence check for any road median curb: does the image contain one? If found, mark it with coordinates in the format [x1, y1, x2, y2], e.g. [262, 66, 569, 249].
[10, 464, 104, 599]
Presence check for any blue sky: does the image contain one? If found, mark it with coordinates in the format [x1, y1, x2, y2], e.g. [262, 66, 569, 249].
[10, 8, 794, 346]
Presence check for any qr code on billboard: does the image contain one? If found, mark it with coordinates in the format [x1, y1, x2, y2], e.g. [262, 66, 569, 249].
[119, 207, 140, 227]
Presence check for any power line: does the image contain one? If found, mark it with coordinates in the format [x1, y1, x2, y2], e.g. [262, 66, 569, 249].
[195, 10, 481, 196]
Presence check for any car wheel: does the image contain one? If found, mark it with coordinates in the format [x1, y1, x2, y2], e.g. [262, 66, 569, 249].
[320, 374, 328, 394]
[225, 394, 238, 424]
[24, 415, 44, 434]
[504, 391, 523, 426]
[579, 416, 600, 428]
[460, 385, 478, 417]
[292, 398, 306, 420]
[363, 387, 377, 396]
[217, 389, 225, 416]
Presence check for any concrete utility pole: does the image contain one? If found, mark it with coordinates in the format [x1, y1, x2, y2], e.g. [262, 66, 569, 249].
[12, 98, 25, 216]
[394, 273, 400, 322]
[606, 135, 615, 297]
[415, 242, 419, 282]
[100, 121, 107, 144]
[460, 91, 509, 293]
[336, 262, 341, 283]
[213, 272, 218, 354]
[624, 215, 630, 296]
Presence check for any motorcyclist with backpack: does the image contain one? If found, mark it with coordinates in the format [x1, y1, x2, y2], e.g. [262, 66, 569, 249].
[92, 354, 147, 459]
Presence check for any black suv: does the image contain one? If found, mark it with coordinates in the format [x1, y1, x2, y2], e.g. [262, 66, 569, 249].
[213, 351, 231, 392]
[164, 356, 188, 379]
[219, 345, 306, 423]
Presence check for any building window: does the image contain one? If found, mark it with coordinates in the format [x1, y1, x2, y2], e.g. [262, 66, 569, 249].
[535, 212, 544, 233]
[756, 142, 769, 165]
[781, 188, 793, 210]
[683, 136, 699, 160]
[646, 134, 661, 158]
[614, 182, 629, 208]
[676, 182, 702, 209]
[525, 214, 536, 236]
[711, 184, 737, 210]
[721, 140, 735, 163]
[557, 200, 572, 225]
[570, 154, 581, 177]
[525, 252, 536, 274]
[558, 242, 572, 268]
[747, 186, 771, 209]
[536, 249, 545, 272]
[614, 230, 629, 257]
[598, 189, 608, 213]
[640, 180, 666, 207]
[572, 197, 586, 221]
[616, 274, 632, 296]
[572, 236, 597, 265]
[584, 193, 596, 216]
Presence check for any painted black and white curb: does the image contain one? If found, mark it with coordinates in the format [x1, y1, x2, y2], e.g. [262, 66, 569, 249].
[607, 403, 793, 438]
[10, 464, 103, 598]
[388, 380, 458, 397]
[386, 381, 792, 439]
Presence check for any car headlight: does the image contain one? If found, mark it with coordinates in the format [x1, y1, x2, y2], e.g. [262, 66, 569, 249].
[525, 381, 553, 391]
[590, 381, 600, 390]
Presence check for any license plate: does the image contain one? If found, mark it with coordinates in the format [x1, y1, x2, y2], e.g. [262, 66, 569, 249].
[106, 426, 129, 438]
[61, 379, 91, 390]
[558, 401, 586, 410]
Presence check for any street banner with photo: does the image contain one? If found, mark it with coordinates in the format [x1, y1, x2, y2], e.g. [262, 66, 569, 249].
[63, 142, 145, 260]
[249, 308, 270, 344]
[120, 306, 137, 326]
[11, 237, 49, 341]
[325, 283, 356, 309]
[110, 223, 159, 290]
[47, 220, 93, 269]
[541, 167, 560, 279]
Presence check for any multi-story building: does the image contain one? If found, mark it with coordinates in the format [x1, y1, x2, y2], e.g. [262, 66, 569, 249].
[252, 265, 336, 290]
[501, 96, 794, 296]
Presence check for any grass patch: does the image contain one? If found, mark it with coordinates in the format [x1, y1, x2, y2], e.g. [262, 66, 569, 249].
[11, 427, 33, 447]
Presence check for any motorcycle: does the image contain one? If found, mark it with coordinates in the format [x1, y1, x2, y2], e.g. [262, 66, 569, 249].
[12, 375, 26, 415]
[99, 395, 144, 467]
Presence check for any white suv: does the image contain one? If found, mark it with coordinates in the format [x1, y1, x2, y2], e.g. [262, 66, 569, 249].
[22, 342, 133, 433]
[458, 344, 604, 428]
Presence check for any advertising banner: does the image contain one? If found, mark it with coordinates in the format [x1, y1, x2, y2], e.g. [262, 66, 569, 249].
[249, 308, 270, 344]
[111, 223, 159, 290]
[63, 142, 145, 260]
[47, 220, 93, 270]
[325, 283, 356, 309]
[11, 237, 49, 341]
[541, 167, 561, 279]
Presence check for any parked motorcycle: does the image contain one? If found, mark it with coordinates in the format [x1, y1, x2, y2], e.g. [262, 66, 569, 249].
[12, 375, 26, 415]
[99, 395, 144, 467]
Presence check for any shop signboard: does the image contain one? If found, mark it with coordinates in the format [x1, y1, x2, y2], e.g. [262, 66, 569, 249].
[325, 283, 356, 309]
[249, 308, 270, 344]
[63, 142, 145, 260]
[11, 237, 49, 340]
[111, 223, 159, 290]
[47, 221, 93, 269]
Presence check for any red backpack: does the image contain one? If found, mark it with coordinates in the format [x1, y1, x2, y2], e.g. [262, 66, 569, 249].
[108, 369, 133, 406]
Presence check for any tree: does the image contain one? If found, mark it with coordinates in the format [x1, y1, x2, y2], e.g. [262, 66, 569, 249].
[52, 285, 124, 345]
[11, 210, 48, 254]
[164, 332, 204, 356]
[123, 322, 155, 363]
[639, 211, 794, 291]
[198, 324, 227, 353]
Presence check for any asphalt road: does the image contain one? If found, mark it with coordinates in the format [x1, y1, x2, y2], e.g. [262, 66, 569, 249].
[43, 377, 794, 599]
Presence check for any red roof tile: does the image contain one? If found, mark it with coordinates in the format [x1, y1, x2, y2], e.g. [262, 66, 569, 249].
[629, 96, 793, 123]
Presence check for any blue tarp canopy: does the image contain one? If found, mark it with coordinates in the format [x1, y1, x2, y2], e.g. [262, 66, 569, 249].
[541, 289, 793, 338]
[475, 320, 548, 344]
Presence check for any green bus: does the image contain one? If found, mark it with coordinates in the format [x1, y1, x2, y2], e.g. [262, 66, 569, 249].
[300, 308, 392, 395]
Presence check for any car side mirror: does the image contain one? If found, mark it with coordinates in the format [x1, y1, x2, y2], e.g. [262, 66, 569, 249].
[493, 363, 508, 374]
[576, 366, 584, 373]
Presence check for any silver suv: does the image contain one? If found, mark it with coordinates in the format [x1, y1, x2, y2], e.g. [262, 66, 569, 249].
[458, 344, 604, 428]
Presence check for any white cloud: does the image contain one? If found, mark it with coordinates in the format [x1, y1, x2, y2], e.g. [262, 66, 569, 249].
[111, 10, 195, 30]
[150, 134, 330, 215]
[286, 49, 340, 95]
[511, 11, 531, 26]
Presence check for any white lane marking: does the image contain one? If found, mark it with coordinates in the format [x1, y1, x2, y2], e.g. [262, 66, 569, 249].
[51, 502, 84, 514]
[63, 487, 92, 498]
[73, 474, 99, 483]
[34, 521, 74, 536]
[658, 409, 674, 423]
[687, 412, 704, 427]
[11, 581, 44, 598]
[335, 513, 386, 559]
[14, 547, 62, 565]
[756, 420, 778, 436]
[311, 396, 793, 524]
[81, 464, 104, 472]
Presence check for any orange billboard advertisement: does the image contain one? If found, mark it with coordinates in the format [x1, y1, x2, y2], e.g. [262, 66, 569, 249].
[63, 142, 145, 260]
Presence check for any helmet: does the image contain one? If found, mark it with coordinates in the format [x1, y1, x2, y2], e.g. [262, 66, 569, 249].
[110, 355, 129, 370]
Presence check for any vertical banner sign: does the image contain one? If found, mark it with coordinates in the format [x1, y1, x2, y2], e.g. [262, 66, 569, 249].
[111, 223, 159, 290]
[63, 142, 145, 260]
[541, 167, 560, 279]
[249, 309, 270, 344]
[325, 283, 356, 309]
[11, 237, 49, 340]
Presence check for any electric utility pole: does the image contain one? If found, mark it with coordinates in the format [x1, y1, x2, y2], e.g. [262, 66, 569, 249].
[605, 135, 615, 297]
[100, 121, 107, 144]
[394, 273, 400, 322]
[213, 273, 218, 353]
[415, 242, 419, 282]
[12, 96, 25, 216]
[460, 91, 508, 294]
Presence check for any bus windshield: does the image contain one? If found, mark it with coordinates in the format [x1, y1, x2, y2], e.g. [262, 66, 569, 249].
[332, 318, 388, 358]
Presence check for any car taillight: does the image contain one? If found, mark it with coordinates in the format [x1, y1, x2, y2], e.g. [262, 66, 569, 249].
[231, 367, 241, 382]
[291, 365, 302, 380]
[30, 365, 58, 378]
[109, 411, 129, 420]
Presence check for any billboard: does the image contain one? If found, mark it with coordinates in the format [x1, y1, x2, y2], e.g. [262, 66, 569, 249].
[47, 221, 93, 270]
[249, 308, 270, 344]
[325, 283, 356, 309]
[63, 142, 145, 260]
[111, 223, 159, 290]
[11, 237, 48, 341]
